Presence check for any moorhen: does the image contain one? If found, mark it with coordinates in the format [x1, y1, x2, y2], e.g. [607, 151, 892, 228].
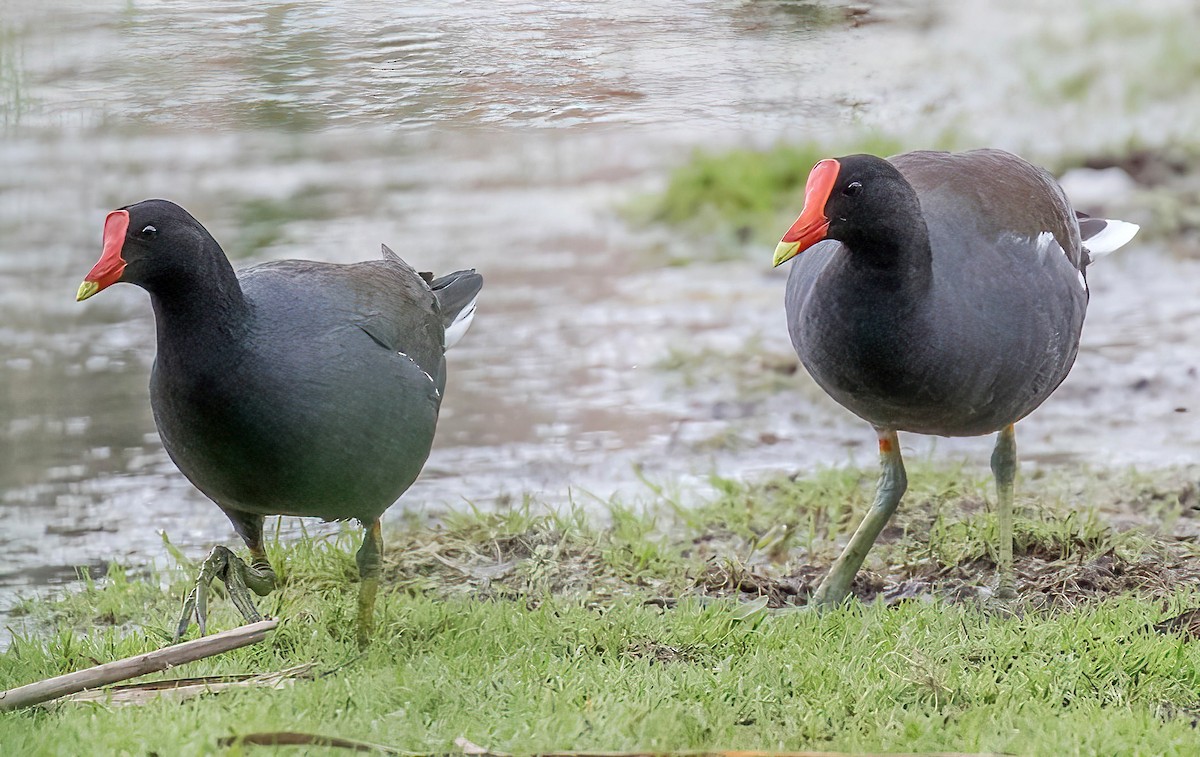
[77, 199, 482, 644]
[772, 149, 1138, 605]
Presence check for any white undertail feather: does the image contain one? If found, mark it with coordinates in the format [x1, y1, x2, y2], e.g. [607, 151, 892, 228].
[443, 295, 478, 351]
[1084, 219, 1139, 260]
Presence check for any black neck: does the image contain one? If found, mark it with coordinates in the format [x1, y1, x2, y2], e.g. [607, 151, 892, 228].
[841, 220, 934, 299]
[148, 256, 252, 355]
[822, 224, 934, 388]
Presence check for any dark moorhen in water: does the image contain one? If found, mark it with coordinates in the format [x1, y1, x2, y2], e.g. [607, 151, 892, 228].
[77, 200, 482, 644]
[772, 149, 1138, 606]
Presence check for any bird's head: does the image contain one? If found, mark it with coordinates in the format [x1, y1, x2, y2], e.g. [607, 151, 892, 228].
[77, 200, 211, 301]
[772, 154, 919, 266]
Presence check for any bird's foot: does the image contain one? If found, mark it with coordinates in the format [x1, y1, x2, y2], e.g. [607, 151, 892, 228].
[174, 545, 277, 641]
[982, 585, 1021, 618]
[710, 596, 822, 622]
[994, 585, 1018, 601]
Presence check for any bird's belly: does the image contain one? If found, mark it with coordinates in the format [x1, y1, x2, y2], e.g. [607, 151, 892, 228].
[796, 294, 1083, 438]
[150, 357, 439, 521]
[799, 323, 980, 435]
[804, 351, 1065, 437]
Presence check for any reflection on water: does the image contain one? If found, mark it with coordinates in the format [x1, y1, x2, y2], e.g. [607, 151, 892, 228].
[3, 0, 847, 132]
[2, 0, 1198, 640]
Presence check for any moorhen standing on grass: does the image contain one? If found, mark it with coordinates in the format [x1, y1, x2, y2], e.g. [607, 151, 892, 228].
[772, 149, 1138, 606]
[77, 200, 482, 645]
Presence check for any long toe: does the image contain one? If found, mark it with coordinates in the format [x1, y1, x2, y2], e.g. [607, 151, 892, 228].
[174, 586, 201, 642]
[225, 571, 266, 624]
[173, 544, 276, 640]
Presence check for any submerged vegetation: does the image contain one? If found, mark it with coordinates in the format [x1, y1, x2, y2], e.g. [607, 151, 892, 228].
[627, 135, 906, 260]
[3, 466, 1200, 754]
[655, 335, 802, 398]
[227, 184, 342, 259]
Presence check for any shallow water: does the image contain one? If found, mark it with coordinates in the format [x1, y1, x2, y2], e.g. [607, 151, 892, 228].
[1, 0, 1198, 638]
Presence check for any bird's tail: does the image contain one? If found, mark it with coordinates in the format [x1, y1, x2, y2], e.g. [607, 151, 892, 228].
[430, 270, 483, 350]
[1077, 211, 1139, 263]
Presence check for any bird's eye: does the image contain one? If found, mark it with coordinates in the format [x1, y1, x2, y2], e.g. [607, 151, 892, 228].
[843, 182, 863, 197]
[140, 225, 157, 237]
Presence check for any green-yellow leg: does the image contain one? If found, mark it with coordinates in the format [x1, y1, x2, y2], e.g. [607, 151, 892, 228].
[991, 423, 1018, 600]
[175, 541, 277, 641]
[355, 519, 383, 648]
[810, 428, 907, 608]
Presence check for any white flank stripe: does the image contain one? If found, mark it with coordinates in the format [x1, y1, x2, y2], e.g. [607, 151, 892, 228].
[398, 351, 437, 388]
[1034, 231, 1057, 263]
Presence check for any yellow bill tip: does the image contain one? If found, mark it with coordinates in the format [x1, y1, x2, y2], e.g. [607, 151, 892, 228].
[76, 281, 100, 302]
[772, 240, 801, 268]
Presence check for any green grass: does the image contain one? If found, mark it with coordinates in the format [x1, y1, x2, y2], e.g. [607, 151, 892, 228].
[3, 466, 1200, 755]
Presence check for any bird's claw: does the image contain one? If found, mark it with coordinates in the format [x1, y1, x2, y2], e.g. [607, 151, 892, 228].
[173, 545, 275, 642]
[982, 586, 1021, 618]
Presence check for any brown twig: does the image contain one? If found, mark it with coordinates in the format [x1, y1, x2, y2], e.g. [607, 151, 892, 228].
[0, 619, 278, 711]
[221, 736, 1004, 757]
[454, 752, 1002, 757]
[219, 732, 407, 753]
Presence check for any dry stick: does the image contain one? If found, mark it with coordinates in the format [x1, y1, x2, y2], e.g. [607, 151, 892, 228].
[522, 752, 1000, 757]
[218, 739, 998, 757]
[225, 744, 1001, 757]
[0, 619, 278, 712]
[219, 732, 405, 753]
